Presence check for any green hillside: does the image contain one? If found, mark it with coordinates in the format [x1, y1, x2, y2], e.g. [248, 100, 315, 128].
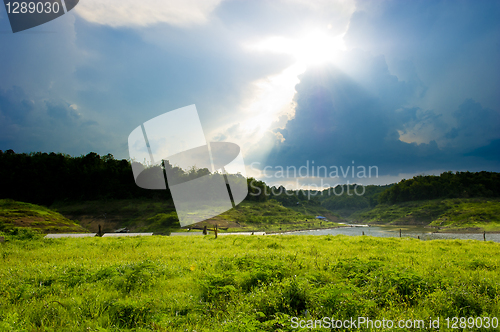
[351, 198, 500, 232]
[0, 199, 88, 234]
[51, 198, 179, 234]
[318, 184, 392, 217]
[215, 200, 342, 232]
[51, 198, 344, 234]
[315, 172, 500, 232]
[2, 152, 499, 233]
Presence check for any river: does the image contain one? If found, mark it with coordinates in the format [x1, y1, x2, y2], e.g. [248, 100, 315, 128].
[172, 225, 500, 242]
[278, 224, 500, 242]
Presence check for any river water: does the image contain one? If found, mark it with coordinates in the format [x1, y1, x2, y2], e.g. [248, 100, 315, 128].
[278, 225, 500, 243]
[172, 225, 500, 243]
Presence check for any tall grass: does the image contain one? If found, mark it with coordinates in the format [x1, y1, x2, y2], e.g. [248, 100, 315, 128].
[0, 234, 499, 331]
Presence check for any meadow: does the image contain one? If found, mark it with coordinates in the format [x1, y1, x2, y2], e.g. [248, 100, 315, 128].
[1, 232, 499, 331]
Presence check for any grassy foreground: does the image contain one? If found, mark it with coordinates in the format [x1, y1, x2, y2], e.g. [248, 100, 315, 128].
[0, 234, 499, 331]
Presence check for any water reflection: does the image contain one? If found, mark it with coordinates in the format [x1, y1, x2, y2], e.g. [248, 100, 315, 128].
[280, 225, 500, 243]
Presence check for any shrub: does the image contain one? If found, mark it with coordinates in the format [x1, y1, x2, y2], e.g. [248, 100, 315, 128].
[5, 227, 42, 240]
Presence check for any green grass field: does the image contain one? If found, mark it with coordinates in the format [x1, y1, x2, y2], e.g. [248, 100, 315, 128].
[0, 233, 499, 331]
[351, 198, 500, 232]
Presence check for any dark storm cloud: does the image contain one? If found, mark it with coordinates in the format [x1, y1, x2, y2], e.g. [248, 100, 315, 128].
[264, 51, 499, 176]
[67, 15, 297, 158]
[466, 140, 500, 161]
[0, 86, 106, 155]
[1, 7, 294, 158]
[0, 86, 35, 124]
[0, 0, 498, 177]
[345, 0, 500, 110]
[444, 99, 500, 150]
[264, 58, 442, 174]
[258, 0, 500, 178]
[45, 101, 81, 123]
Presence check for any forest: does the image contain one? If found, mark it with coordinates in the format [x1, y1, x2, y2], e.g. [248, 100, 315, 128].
[378, 171, 500, 204]
[0, 150, 266, 206]
[1, 150, 499, 213]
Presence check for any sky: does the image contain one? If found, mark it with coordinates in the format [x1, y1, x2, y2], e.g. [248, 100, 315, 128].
[0, 0, 499, 188]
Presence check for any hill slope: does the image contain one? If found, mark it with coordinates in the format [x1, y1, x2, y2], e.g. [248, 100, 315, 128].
[351, 198, 500, 231]
[0, 199, 88, 234]
[51, 198, 344, 234]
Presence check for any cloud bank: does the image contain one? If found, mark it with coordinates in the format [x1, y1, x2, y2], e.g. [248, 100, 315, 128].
[0, 0, 498, 186]
[0, 86, 108, 155]
[253, 0, 500, 182]
[75, 0, 225, 28]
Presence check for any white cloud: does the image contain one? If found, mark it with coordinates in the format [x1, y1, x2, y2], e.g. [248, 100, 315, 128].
[283, 0, 356, 33]
[75, 0, 225, 28]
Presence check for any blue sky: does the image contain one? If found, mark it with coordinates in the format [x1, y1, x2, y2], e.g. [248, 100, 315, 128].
[0, 0, 499, 187]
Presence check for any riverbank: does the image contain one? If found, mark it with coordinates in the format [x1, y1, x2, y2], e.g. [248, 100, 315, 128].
[212, 223, 500, 238]
[352, 197, 500, 232]
[270, 225, 500, 243]
[367, 222, 500, 234]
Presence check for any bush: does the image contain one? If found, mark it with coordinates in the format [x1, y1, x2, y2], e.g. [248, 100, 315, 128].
[109, 299, 153, 328]
[4, 227, 42, 241]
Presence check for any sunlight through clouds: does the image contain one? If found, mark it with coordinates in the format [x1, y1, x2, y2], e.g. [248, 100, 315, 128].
[2, 0, 498, 178]
[240, 63, 302, 135]
[236, 26, 350, 159]
[246, 30, 347, 67]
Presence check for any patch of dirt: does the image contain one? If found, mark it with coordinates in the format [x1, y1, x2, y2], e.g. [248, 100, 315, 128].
[320, 212, 343, 223]
[389, 215, 429, 225]
[3, 215, 86, 233]
[436, 227, 485, 233]
[9, 216, 46, 227]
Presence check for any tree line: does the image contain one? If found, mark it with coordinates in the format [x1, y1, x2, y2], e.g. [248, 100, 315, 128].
[1, 150, 498, 208]
[0, 150, 272, 207]
[378, 171, 500, 204]
[0, 150, 164, 205]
